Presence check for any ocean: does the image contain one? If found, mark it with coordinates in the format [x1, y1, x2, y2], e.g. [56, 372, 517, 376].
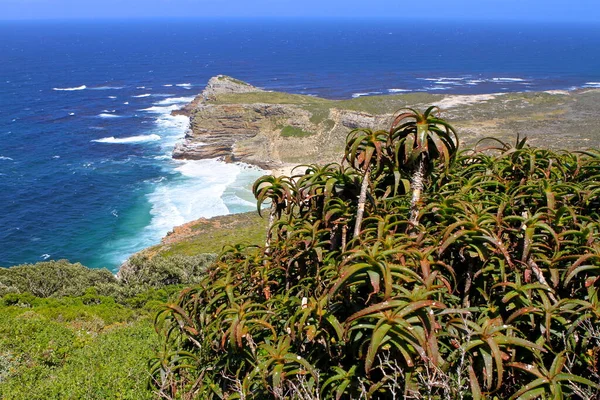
[1, 18, 599, 271]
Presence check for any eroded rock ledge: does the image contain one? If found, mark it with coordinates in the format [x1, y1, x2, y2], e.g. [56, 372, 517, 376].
[171, 75, 395, 169]
[172, 75, 600, 169]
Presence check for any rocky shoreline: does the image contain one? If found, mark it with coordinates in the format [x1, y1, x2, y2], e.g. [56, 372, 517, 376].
[170, 75, 600, 173]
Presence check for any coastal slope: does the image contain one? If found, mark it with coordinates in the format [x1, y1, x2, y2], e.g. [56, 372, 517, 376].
[172, 75, 600, 170]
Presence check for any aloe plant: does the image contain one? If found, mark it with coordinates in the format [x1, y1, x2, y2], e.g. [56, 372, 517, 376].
[152, 112, 600, 399]
[390, 106, 458, 230]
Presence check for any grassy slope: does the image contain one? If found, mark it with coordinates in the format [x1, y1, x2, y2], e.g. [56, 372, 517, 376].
[142, 211, 268, 259]
[0, 298, 156, 399]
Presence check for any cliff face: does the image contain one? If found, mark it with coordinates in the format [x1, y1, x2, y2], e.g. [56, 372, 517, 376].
[172, 75, 600, 169]
[172, 75, 395, 168]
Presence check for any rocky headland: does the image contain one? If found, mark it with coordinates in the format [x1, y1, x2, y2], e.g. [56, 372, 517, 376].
[124, 77, 600, 266]
[171, 75, 600, 172]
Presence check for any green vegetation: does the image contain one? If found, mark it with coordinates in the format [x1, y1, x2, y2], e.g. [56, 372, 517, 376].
[153, 109, 600, 399]
[137, 211, 267, 259]
[0, 260, 117, 298]
[0, 259, 219, 398]
[280, 125, 314, 138]
[0, 292, 160, 399]
[216, 75, 251, 86]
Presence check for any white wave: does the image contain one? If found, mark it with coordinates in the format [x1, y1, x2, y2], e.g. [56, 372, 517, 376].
[176, 83, 192, 87]
[584, 82, 600, 87]
[136, 86, 146, 89]
[155, 96, 196, 105]
[133, 93, 152, 98]
[163, 84, 173, 87]
[434, 81, 464, 86]
[53, 85, 86, 91]
[40, 254, 51, 260]
[90, 86, 124, 90]
[420, 77, 466, 82]
[108, 96, 117, 99]
[352, 91, 383, 98]
[388, 88, 410, 93]
[69, 112, 75, 116]
[424, 86, 451, 91]
[0, 156, 13, 161]
[92, 134, 161, 144]
[492, 77, 526, 82]
[98, 113, 121, 118]
[139, 104, 180, 114]
[124, 101, 129, 104]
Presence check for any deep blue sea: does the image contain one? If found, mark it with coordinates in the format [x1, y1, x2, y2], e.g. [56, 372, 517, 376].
[1, 18, 599, 271]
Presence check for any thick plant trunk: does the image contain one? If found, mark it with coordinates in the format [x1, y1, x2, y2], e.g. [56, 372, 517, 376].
[265, 205, 277, 251]
[409, 156, 426, 230]
[353, 169, 370, 238]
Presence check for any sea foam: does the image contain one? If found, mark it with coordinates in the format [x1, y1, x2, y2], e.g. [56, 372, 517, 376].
[53, 85, 87, 91]
[92, 134, 161, 144]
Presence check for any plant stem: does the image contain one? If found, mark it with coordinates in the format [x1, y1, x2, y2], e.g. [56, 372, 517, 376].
[409, 156, 426, 231]
[354, 168, 370, 238]
[265, 205, 277, 251]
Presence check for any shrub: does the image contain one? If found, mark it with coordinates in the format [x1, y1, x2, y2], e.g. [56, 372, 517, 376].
[0, 260, 118, 298]
[153, 110, 600, 399]
[118, 253, 217, 288]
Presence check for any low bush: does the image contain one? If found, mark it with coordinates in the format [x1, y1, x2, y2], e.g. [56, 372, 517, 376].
[0, 260, 118, 298]
[118, 253, 217, 288]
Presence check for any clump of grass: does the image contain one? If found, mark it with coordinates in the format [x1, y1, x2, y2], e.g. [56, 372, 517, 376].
[280, 125, 313, 138]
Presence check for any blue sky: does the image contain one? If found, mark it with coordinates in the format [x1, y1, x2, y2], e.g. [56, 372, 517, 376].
[1, 0, 599, 22]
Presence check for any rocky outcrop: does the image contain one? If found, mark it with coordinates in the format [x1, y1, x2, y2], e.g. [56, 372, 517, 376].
[171, 75, 393, 168]
[202, 75, 264, 100]
[172, 76, 600, 169]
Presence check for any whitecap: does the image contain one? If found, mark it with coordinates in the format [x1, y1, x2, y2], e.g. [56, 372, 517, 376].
[136, 86, 146, 89]
[98, 113, 121, 118]
[92, 134, 161, 144]
[69, 112, 75, 116]
[163, 84, 173, 87]
[53, 85, 87, 91]
[108, 96, 117, 99]
[133, 93, 152, 98]
[434, 80, 464, 86]
[40, 254, 51, 260]
[175, 83, 192, 87]
[388, 88, 410, 93]
[123, 101, 129, 105]
[0, 156, 13, 161]
[155, 96, 196, 105]
[351, 91, 383, 98]
[139, 105, 180, 114]
[491, 77, 526, 82]
[90, 86, 124, 90]
[584, 82, 600, 87]
[425, 86, 451, 91]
